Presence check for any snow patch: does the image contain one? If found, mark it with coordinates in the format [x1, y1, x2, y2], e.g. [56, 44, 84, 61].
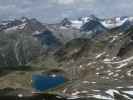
[68, 95, 80, 99]
[123, 91, 133, 95]
[116, 86, 123, 89]
[91, 94, 112, 100]
[103, 58, 112, 62]
[82, 81, 89, 84]
[119, 32, 123, 36]
[116, 62, 128, 69]
[92, 90, 101, 92]
[113, 73, 119, 77]
[79, 65, 83, 68]
[106, 89, 119, 96]
[4, 26, 19, 32]
[127, 70, 133, 77]
[87, 62, 96, 66]
[96, 72, 100, 75]
[62, 88, 67, 93]
[21, 18, 27, 22]
[4, 23, 26, 32]
[80, 17, 90, 23]
[1, 22, 8, 26]
[111, 57, 117, 61]
[95, 52, 106, 59]
[101, 18, 128, 29]
[32, 31, 42, 35]
[71, 91, 80, 96]
[104, 56, 133, 64]
[91, 82, 96, 84]
[110, 35, 118, 43]
[18, 23, 26, 29]
[18, 94, 23, 98]
[71, 20, 83, 29]
[81, 90, 88, 94]
[108, 72, 114, 76]
[60, 26, 68, 29]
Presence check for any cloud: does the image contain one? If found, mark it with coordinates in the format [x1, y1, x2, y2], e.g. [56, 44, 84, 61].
[52, 0, 75, 5]
[0, 5, 16, 10]
[0, 0, 133, 23]
[51, 0, 95, 6]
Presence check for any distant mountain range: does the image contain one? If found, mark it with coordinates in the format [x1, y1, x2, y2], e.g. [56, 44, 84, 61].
[61, 15, 133, 30]
[0, 15, 133, 67]
[1, 15, 133, 43]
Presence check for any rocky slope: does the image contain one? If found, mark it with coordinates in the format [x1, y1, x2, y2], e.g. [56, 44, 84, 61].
[51, 26, 133, 100]
[1, 16, 133, 100]
[0, 17, 62, 67]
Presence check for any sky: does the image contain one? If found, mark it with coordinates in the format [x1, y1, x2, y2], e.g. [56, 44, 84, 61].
[1, 0, 133, 23]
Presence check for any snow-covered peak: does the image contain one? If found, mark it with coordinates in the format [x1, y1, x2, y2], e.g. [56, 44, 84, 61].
[4, 23, 27, 32]
[101, 17, 128, 29]
[1, 22, 9, 26]
[80, 17, 90, 23]
[60, 18, 83, 29]
[79, 15, 99, 23]
[0, 17, 45, 33]
[18, 23, 27, 29]
[60, 15, 100, 29]
[20, 17, 28, 23]
[32, 30, 42, 36]
[70, 20, 83, 29]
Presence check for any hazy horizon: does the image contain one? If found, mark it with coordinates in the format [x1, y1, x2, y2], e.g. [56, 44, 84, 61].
[1, 0, 133, 23]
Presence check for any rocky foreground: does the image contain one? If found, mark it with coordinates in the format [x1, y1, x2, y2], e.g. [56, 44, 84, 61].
[0, 89, 133, 100]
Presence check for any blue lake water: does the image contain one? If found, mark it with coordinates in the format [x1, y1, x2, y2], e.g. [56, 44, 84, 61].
[32, 75, 65, 92]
